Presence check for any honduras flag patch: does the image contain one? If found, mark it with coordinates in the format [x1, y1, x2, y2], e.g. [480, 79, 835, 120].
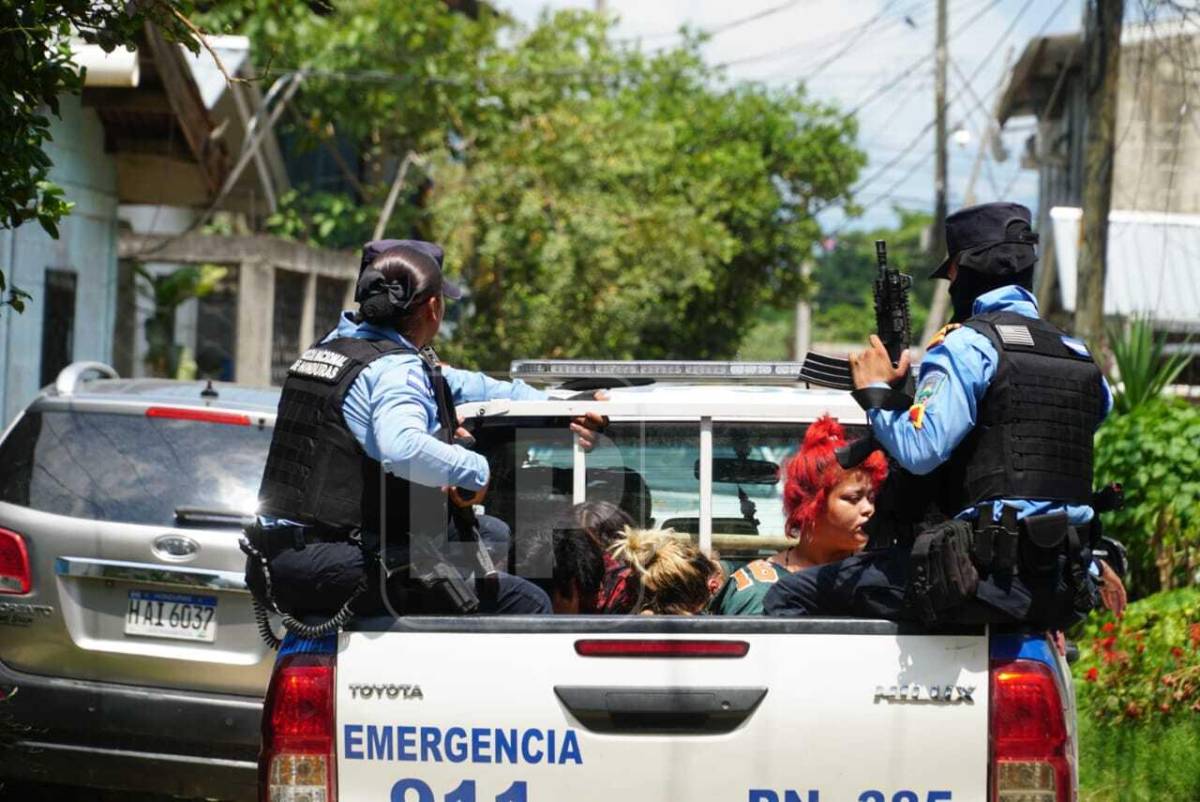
[1061, 336, 1091, 358]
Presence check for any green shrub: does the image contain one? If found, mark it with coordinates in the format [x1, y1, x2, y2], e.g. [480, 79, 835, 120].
[1107, 317, 1192, 416]
[1073, 588, 1200, 724]
[1093, 400, 1200, 595]
[1075, 589, 1200, 800]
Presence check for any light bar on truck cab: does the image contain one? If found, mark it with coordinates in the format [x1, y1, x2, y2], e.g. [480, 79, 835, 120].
[990, 658, 1073, 802]
[511, 360, 807, 385]
[261, 653, 337, 802]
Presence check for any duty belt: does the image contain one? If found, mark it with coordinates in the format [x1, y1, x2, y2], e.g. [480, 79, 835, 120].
[244, 521, 360, 558]
[970, 505, 1072, 577]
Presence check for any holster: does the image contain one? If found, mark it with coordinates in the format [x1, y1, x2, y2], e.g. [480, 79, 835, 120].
[906, 519, 979, 624]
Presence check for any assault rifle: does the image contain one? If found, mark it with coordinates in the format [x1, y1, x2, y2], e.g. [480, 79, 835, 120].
[796, 240, 915, 469]
[799, 239, 914, 393]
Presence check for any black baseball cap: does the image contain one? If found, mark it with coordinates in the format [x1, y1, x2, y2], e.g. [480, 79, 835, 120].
[931, 202, 1039, 279]
[359, 239, 463, 300]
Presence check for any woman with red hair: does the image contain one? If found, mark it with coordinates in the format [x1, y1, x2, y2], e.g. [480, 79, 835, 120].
[712, 415, 888, 616]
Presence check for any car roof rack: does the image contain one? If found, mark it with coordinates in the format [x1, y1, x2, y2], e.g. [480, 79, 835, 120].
[510, 359, 810, 388]
[54, 361, 119, 396]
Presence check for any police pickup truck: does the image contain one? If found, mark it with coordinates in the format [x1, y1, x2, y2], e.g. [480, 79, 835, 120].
[260, 361, 1079, 802]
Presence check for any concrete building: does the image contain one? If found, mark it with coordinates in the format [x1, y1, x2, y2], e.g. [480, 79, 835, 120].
[0, 28, 359, 426]
[997, 20, 1200, 326]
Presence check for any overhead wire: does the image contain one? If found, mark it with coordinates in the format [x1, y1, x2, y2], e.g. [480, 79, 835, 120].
[850, 0, 1065, 213]
[845, 0, 1006, 118]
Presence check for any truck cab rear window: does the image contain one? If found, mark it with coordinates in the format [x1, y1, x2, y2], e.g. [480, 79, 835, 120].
[0, 410, 273, 527]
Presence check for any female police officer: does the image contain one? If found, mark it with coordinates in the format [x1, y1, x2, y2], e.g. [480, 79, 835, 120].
[247, 240, 604, 623]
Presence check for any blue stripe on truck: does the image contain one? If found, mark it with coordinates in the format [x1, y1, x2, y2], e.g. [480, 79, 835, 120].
[279, 632, 337, 658]
[990, 632, 1056, 669]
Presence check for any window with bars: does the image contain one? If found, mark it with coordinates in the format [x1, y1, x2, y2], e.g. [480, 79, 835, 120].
[40, 269, 77, 387]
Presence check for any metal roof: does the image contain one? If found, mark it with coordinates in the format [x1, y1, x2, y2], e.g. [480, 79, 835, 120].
[1050, 206, 1200, 330]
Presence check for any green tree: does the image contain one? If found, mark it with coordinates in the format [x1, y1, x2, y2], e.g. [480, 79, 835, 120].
[811, 207, 935, 345]
[0, 1, 215, 313]
[222, 5, 865, 367]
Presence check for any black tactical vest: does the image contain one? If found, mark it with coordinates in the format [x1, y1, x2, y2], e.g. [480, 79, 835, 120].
[937, 311, 1105, 514]
[257, 337, 457, 538]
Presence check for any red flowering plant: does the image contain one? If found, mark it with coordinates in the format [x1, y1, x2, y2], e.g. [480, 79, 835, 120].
[1073, 588, 1200, 725]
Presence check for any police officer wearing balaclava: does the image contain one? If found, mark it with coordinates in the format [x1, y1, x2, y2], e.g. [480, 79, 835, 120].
[765, 202, 1121, 626]
[247, 240, 605, 625]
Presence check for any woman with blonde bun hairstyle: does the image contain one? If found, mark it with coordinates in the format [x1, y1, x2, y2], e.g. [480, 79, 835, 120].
[608, 528, 721, 615]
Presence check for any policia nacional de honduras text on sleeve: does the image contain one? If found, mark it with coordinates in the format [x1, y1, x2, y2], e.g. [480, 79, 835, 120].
[765, 202, 1119, 629]
[244, 240, 603, 627]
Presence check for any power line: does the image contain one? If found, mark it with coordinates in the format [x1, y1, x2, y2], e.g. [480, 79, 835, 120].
[853, 0, 1063, 203]
[845, 0, 1005, 118]
[627, 0, 813, 45]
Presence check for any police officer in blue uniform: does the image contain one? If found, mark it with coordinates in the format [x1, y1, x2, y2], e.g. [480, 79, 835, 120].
[765, 203, 1116, 626]
[246, 240, 604, 627]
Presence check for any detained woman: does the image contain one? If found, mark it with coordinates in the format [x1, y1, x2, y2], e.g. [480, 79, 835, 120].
[711, 415, 887, 615]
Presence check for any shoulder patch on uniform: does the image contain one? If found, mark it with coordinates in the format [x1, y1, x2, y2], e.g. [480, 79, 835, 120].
[926, 322, 961, 350]
[288, 347, 352, 383]
[1061, 335, 1091, 357]
[995, 324, 1035, 347]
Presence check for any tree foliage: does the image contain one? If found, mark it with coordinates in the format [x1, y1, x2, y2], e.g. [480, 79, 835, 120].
[217, 4, 866, 367]
[810, 207, 936, 345]
[0, 0, 204, 312]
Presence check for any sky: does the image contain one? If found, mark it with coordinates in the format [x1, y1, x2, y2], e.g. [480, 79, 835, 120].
[497, 0, 1084, 232]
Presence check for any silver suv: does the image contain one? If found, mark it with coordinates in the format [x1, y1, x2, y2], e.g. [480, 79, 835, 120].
[0, 363, 279, 801]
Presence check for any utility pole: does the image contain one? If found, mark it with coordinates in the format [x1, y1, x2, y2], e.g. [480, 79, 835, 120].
[921, 0, 951, 347]
[1077, 0, 1124, 349]
[594, 0, 607, 13]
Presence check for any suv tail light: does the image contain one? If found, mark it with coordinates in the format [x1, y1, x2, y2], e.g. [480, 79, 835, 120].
[0, 528, 31, 594]
[990, 658, 1072, 802]
[261, 653, 336, 802]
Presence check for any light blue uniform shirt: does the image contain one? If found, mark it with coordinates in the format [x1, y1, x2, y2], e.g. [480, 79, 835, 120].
[323, 312, 548, 491]
[867, 285, 1113, 525]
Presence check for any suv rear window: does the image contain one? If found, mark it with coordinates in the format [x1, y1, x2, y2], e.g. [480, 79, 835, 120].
[0, 410, 273, 527]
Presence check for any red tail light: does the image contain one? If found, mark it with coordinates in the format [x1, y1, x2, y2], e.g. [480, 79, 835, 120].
[261, 653, 336, 802]
[0, 528, 31, 595]
[575, 639, 749, 658]
[146, 406, 250, 425]
[990, 658, 1072, 802]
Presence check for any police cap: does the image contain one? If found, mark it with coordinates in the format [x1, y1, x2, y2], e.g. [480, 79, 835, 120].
[931, 202, 1039, 279]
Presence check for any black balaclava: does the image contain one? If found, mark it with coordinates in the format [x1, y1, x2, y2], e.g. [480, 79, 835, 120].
[949, 267, 1034, 323]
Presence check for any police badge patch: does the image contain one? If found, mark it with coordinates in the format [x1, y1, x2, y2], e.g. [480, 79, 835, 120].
[288, 348, 352, 383]
[908, 369, 948, 430]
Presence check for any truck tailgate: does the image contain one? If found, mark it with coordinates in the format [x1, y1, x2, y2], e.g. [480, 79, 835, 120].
[336, 619, 988, 802]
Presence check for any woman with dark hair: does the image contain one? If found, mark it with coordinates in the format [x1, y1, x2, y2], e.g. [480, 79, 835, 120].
[712, 415, 887, 615]
[251, 240, 605, 620]
[568, 500, 638, 613]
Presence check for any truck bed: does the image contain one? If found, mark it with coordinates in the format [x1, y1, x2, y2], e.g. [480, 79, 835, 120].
[333, 616, 991, 802]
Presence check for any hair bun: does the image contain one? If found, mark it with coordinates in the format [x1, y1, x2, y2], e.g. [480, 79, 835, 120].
[802, 414, 845, 451]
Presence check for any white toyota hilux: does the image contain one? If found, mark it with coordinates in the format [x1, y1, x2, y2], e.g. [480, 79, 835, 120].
[258, 361, 1079, 802]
